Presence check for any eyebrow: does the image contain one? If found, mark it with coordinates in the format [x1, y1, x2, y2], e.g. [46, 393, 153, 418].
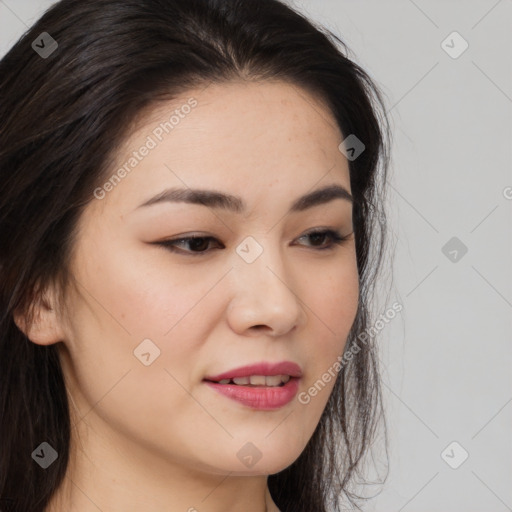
[136, 183, 353, 214]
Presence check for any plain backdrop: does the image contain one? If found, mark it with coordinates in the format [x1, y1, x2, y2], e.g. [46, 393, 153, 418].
[1, 1, 511, 511]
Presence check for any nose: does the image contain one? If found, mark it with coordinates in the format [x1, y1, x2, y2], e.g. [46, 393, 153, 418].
[226, 241, 307, 337]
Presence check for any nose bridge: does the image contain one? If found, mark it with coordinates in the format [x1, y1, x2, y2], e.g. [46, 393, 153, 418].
[235, 234, 290, 291]
[227, 233, 306, 333]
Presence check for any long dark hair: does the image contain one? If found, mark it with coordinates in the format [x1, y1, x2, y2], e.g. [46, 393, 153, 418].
[0, 0, 392, 510]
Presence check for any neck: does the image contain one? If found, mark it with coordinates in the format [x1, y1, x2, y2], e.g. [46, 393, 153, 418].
[45, 417, 281, 512]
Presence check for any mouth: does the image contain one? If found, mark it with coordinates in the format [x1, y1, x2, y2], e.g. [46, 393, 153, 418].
[203, 374, 293, 387]
[202, 361, 302, 409]
[202, 374, 301, 410]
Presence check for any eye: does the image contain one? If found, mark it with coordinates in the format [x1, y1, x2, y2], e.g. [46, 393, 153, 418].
[154, 229, 352, 256]
[156, 235, 222, 255]
[296, 228, 352, 251]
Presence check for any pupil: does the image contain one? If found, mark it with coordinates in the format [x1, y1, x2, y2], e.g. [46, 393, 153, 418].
[191, 238, 208, 251]
[310, 233, 325, 245]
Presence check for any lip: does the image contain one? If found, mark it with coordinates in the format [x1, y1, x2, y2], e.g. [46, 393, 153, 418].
[203, 361, 303, 382]
[203, 361, 302, 411]
[204, 378, 300, 410]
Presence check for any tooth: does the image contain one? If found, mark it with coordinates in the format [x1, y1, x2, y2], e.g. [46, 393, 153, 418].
[222, 375, 292, 386]
[232, 377, 250, 385]
[249, 375, 267, 386]
[265, 375, 283, 387]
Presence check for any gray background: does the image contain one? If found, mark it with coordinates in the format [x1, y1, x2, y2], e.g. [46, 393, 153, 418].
[1, 1, 511, 511]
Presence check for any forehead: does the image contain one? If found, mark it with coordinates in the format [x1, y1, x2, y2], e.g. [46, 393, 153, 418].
[92, 79, 350, 218]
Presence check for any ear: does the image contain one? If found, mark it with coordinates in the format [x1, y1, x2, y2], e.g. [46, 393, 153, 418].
[13, 284, 66, 346]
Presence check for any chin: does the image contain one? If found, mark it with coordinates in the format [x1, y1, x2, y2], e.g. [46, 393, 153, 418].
[207, 449, 302, 477]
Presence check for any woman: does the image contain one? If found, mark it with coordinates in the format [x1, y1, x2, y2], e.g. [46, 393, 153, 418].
[0, 0, 392, 510]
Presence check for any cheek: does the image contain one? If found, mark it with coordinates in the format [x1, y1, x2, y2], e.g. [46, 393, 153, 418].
[327, 267, 359, 321]
[63, 242, 212, 394]
[61, 253, 216, 452]
[296, 258, 358, 421]
[78, 244, 219, 342]
[298, 284, 357, 419]
[303, 259, 359, 353]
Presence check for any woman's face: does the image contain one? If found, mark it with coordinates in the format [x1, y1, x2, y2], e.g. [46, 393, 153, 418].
[57, 80, 359, 479]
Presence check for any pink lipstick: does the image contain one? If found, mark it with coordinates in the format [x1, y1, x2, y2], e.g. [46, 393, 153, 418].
[203, 361, 302, 410]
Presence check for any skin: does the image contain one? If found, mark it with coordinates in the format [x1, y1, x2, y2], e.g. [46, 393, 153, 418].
[17, 79, 359, 511]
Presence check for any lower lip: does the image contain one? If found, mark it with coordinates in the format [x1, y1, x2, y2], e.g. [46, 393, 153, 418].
[203, 378, 300, 410]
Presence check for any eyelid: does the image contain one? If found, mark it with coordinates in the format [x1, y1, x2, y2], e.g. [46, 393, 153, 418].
[153, 227, 353, 256]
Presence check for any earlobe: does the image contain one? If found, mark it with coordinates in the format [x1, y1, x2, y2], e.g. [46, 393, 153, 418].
[13, 287, 66, 346]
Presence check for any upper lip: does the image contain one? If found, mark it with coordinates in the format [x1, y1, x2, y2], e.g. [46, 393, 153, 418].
[204, 361, 302, 382]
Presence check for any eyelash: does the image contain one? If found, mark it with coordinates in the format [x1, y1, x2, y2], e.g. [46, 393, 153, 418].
[156, 229, 352, 256]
